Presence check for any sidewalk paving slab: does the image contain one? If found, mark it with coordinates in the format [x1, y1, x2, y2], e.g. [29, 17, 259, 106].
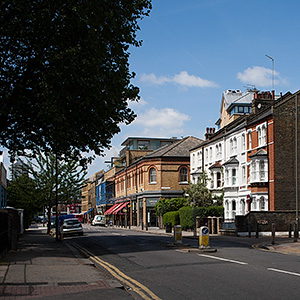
[0, 224, 133, 300]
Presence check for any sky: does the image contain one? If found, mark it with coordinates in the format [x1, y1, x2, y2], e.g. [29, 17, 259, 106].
[2, 0, 300, 178]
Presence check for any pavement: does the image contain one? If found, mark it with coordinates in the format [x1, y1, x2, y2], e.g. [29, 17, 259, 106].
[1, 224, 300, 300]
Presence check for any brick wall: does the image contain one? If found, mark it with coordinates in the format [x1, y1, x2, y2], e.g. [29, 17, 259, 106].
[273, 92, 300, 210]
[236, 211, 298, 232]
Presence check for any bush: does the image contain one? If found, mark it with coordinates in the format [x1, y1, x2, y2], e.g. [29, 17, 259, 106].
[204, 206, 224, 217]
[155, 197, 188, 216]
[179, 206, 194, 230]
[163, 211, 180, 226]
[178, 205, 224, 230]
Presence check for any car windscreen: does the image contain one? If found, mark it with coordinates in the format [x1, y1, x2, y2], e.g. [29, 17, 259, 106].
[65, 220, 80, 225]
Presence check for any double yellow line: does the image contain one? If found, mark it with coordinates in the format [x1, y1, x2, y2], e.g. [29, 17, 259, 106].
[72, 242, 162, 300]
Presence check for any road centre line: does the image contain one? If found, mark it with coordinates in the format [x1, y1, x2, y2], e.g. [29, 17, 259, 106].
[71, 242, 162, 300]
[198, 254, 248, 265]
[268, 268, 300, 277]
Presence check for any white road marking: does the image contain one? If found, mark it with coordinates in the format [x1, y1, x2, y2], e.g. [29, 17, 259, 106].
[268, 268, 300, 277]
[198, 254, 248, 265]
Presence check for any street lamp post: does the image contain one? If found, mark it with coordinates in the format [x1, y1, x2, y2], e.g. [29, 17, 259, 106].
[193, 200, 197, 237]
[265, 54, 274, 91]
[296, 94, 299, 241]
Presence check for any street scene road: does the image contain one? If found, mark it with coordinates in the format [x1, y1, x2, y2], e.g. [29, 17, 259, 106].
[67, 225, 300, 300]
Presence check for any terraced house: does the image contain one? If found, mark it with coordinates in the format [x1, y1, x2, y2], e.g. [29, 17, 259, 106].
[190, 89, 289, 226]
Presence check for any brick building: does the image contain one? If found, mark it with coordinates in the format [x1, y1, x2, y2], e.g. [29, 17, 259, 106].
[110, 136, 202, 228]
[273, 90, 300, 210]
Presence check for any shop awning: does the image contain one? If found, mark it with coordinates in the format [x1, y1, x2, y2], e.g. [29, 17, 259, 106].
[83, 208, 94, 215]
[104, 203, 121, 215]
[113, 202, 129, 215]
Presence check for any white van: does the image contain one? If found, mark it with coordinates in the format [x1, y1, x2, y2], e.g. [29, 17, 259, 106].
[92, 215, 105, 226]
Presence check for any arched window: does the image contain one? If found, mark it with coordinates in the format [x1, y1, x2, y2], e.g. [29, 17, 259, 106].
[179, 167, 188, 183]
[258, 127, 262, 146]
[217, 172, 222, 187]
[242, 134, 246, 151]
[232, 168, 237, 185]
[225, 200, 229, 219]
[232, 200, 236, 219]
[230, 139, 233, 153]
[149, 167, 157, 184]
[259, 160, 265, 180]
[262, 125, 266, 145]
[248, 131, 252, 149]
[225, 169, 229, 186]
[233, 137, 237, 152]
[259, 197, 265, 210]
[241, 199, 245, 215]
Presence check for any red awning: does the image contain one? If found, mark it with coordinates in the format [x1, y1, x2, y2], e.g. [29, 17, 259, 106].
[113, 202, 129, 215]
[104, 203, 120, 215]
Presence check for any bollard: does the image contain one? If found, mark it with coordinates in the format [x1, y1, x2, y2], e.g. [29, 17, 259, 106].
[174, 225, 182, 244]
[294, 222, 298, 242]
[289, 223, 292, 238]
[199, 226, 210, 249]
[256, 222, 259, 239]
[271, 223, 275, 245]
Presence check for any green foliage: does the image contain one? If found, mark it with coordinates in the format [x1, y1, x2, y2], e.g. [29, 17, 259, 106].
[179, 206, 194, 230]
[163, 211, 180, 226]
[178, 205, 224, 230]
[155, 197, 188, 216]
[205, 206, 224, 217]
[0, 0, 152, 163]
[7, 175, 43, 229]
[185, 172, 213, 207]
[212, 191, 224, 206]
[19, 149, 87, 207]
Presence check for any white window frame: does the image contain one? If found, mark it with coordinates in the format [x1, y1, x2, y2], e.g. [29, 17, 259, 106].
[149, 167, 157, 184]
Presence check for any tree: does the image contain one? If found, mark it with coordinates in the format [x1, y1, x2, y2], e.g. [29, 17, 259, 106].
[17, 148, 87, 233]
[0, 0, 152, 163]
[7, 174, 43, 229]
[185, 172, 213, 207]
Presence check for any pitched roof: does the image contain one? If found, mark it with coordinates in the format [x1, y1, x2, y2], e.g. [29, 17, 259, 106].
[223, 157, 239, 166]
[209, 161, 222, 169]
[145, 136, 203, 158]
[249, 149, 268, 158]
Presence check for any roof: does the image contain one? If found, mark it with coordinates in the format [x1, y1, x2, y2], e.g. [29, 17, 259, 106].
[249, 149, 268, 158]
[226, 92, 254, 111]
[209, 161, 222, 169]
[121, 136, 179, 146]
[223, 157, 239, 166]
[145, 136, 203, 158]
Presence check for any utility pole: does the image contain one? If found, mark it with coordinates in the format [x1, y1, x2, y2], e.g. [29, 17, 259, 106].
[296, 94, 299, 241]
[265, 54, 274, 91]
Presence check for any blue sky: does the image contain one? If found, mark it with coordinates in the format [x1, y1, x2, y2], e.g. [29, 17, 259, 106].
[2, 0, 300, 177]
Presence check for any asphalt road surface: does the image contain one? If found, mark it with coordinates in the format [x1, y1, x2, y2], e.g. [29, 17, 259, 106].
[66, 226, 300, 300]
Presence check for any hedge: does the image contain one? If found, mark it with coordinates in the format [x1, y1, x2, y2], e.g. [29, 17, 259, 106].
[163, 211, 180, 226]
[178, 205, 224, 230]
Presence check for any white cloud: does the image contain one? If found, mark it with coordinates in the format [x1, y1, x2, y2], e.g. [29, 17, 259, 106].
[132, 107, 190, 137]
[140, 71, 218, 88]
[237, 66, 286, 87]
[128, 97, 147, 109]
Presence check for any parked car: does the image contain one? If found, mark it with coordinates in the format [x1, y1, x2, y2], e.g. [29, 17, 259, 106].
[60, 218, 83, 236]
[92, 215, 106, 226]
